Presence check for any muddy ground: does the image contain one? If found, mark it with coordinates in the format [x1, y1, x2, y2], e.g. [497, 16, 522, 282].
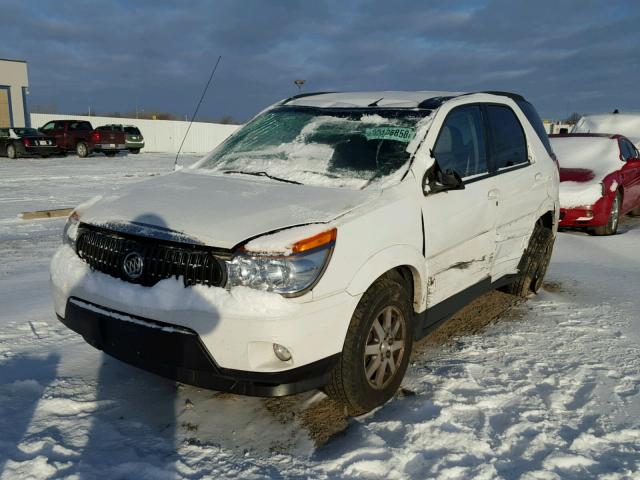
[259, 285, 554, 448]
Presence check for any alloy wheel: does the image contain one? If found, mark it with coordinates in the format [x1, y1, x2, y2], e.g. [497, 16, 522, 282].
[609, 195, 620, 232]
[363, 305, 406, 390]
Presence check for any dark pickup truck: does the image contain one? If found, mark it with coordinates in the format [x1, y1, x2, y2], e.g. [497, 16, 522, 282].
[38, 120, 127, 157]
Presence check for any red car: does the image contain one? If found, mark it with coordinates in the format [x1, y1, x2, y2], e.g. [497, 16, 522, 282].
[38, 120, 127, 157]
[550, 133, 640, 235]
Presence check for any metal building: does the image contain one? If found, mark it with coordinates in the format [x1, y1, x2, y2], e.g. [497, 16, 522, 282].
[0, 58, 30, 128]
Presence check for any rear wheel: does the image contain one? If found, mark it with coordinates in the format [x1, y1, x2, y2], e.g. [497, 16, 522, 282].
[129, 148, 140, 154]
[76, 142, 89, 158]
[325, 272, 414, 415]
[104, 151, 117, 157]
[592, 193, 620, 235]
[7, 144, 17, 159]
[504, 221, 554, 297]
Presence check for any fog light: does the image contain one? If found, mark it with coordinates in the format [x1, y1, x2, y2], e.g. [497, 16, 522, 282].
[273, 343, 292, 362]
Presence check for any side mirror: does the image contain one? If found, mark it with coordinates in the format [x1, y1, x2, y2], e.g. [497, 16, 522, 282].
[423, 165, 464, 194]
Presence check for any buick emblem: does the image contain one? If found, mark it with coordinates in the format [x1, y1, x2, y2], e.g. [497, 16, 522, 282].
[123, 251, 144, 279]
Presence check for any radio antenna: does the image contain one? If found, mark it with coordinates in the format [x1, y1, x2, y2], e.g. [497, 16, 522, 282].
[174, 55, 222, 170]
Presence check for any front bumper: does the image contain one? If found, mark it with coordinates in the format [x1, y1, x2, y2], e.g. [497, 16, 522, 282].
[559, 195, 611, 228]
[59, 297, 338, 396]
[51, 245, 359, 377]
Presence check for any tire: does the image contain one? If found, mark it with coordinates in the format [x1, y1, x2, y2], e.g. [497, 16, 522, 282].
[129, 148, 140, 154]
[592, 192, 621, 235]
[504, 221, 554, 297]
[7, 144, 17, 159]
[325, 271, 414, 415]
[41, 155, 50, 159]
[76, 142, 89, 158]
[104, 151, 116, 157]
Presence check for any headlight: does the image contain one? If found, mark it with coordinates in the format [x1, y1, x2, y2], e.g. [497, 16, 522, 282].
[226, 228, 336, 296]
[63, 211, 80, 247]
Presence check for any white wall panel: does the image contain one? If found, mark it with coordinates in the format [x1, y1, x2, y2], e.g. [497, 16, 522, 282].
[30, 113, 240, 154]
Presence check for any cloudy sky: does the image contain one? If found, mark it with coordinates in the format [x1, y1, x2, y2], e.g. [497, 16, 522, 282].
[1, 0, 638, 122]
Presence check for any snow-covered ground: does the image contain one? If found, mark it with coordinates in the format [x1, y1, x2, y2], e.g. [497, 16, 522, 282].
[0, 154, 638, 479]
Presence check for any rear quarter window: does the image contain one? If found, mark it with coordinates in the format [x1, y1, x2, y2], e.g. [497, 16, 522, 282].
[515, 99, 555, 159]
[486, 105, 528, 170]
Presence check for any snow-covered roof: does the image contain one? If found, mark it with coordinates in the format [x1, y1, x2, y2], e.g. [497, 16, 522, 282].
[284, 91, 464, 109]
[572, 113, 640, 147]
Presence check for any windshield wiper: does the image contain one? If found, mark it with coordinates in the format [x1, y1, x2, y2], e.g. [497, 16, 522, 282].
[222, 170, 302, 185]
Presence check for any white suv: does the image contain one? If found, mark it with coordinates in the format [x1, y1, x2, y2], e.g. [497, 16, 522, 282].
[51, 91, 559, 413]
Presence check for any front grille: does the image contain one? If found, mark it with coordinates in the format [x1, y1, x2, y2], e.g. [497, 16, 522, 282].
[76, 226, 227, 288]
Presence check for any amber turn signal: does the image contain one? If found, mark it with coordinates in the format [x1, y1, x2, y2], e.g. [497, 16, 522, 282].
[291, 228, 337, 254]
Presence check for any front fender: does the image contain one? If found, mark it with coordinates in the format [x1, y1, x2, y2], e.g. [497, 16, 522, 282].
[345, 245, 427, 312]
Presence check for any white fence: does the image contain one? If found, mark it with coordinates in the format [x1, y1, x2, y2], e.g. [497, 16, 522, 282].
[30, 113, 240, 154]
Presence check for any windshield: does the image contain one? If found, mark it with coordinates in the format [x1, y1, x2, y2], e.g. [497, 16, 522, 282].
[13, 128, 39, 136]
[193, 106, 430, 188]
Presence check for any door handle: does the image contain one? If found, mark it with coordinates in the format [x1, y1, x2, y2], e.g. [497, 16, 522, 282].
[488, 189, 499, 200]
[534, 172, 546, 184]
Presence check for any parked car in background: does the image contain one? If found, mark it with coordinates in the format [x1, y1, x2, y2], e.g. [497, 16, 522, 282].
[38, 120, 127, 157]
[0, 127, 60, 158]
[52, 90, 558, 414]
[572, 113, 640, 148]
[550, 133, 640, 235]
[97, 124, 144, 154]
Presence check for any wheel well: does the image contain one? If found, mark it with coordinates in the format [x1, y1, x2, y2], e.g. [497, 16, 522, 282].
[539, 210, 554, 230]
[387, 265, 420, 312]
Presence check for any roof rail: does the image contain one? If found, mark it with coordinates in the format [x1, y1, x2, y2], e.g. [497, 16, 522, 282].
[417, 96, 458, 109]
[478, 91, 526, 102]
[281, 91, 338, 105]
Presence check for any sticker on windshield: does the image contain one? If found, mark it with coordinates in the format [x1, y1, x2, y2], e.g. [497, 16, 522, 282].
[364, 126, 416, 143]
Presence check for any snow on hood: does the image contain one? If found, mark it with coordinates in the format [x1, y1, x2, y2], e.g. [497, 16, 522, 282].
[77, 171, 380, 249]
[573, 114, 640, 147]
[550, 136, 621, 209]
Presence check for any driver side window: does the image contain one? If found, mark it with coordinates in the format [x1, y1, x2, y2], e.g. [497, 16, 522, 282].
[433, 106, 488, 178]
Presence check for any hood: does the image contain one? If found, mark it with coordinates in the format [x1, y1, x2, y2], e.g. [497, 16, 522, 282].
[559, 167, 595, 183]
[78, 171, 380, 249]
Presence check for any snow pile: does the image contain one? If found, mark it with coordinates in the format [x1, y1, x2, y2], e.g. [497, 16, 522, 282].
[244, 223, 333, 254]
[2, 153, 640, 478]
[573, 113, 640, 146]
[51, 245, 299, 318]
[550, 136, 620, 208]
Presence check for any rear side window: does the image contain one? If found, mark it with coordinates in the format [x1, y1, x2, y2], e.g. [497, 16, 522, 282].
[515, 99, 554, 159]
[619, 139, 637, 160]
[69, 121, 92, 131]
[486, 105, 528, 170]
[124, 126, 141, 135]
[433, 105, 488, 178]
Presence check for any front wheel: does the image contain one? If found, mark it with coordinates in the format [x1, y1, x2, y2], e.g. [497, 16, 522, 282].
[592, 193, 620, 235]
[76, 142, 89, 158]
[325, 272, 414, 415]
[7, 144, 17, 159]
[504, 221, 554, 297]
